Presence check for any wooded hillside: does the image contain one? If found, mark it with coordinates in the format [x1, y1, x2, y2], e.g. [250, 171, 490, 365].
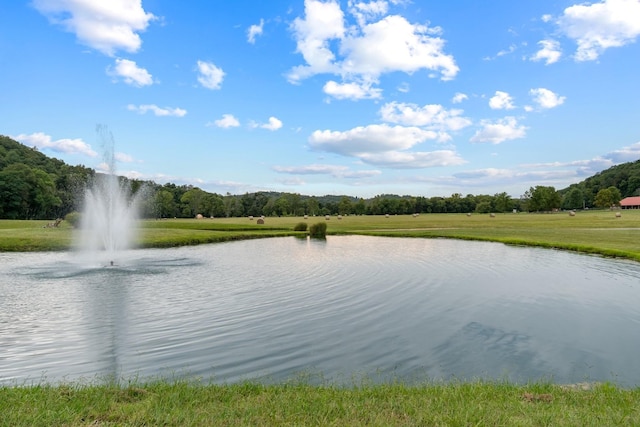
[2, 134, 640, 219]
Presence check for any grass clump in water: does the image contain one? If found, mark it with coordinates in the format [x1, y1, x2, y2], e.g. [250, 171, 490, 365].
[309, 221, 327, 238]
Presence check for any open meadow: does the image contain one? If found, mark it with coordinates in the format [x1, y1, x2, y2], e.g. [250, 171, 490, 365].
[2, 209, 639, 261]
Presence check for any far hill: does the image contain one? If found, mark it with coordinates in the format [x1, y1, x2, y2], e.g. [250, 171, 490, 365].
[560, 159, 640, 208]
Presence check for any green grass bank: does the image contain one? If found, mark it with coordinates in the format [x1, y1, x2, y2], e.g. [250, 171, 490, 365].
[2, 210, 639, 262]
[2, 380, 639, 426]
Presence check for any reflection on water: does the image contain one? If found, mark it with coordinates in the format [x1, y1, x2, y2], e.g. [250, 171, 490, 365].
[1, 236, 639, 386]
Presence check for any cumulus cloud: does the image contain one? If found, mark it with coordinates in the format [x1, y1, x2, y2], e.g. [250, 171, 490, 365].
[603, 141, 640, 163]
[452, 92, 468, 103]
[323, 80, 382, 99]
[114, 152, 135, 163]
[196, 60, 225, 90]
[557, 0, 640, 61]
[307, 123, 465, 168]
[288, 0, 458, 100]
[530, 39, 562, 65]
[32, 0, 156, 56]
[253, 116, 283, 131]
[12, 132, 97, 157]
[288, 0, 345, 81]
[309, 124, 436, 155]
[379, 102, 472, 139]
[348, 0, 389, 26]
[529, 88, 566, 109]
[127, 104, 187, 117]
[210, 114, 240, 128]
[273, 164, 381, 178]
[489, 91, 515, 110]
[107, 58, 153, 86]
[470, 117, 527, 144]
[358, 150, 466, 168]
[247, 19, 264, 44]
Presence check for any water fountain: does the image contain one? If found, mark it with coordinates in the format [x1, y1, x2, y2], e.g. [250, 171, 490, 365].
[76, 126, 143, 265]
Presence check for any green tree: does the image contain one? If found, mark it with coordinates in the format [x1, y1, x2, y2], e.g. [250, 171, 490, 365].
[525, 186, 561, 212]
[338, 196, 353, 215]
[0, 163, 61, 219]
[562, 187, 585, 210]
[154, 189, 177, 218]
[594, 186, 622, 208]
[493, 192, 512, 213]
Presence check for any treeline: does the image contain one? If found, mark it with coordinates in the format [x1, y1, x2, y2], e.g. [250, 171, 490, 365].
[2, 134, 639, 220]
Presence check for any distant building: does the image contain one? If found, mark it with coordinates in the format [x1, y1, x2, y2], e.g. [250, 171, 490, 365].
[620, 196, 640, 209]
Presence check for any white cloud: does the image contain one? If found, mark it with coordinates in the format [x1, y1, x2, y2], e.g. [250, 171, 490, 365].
[323, 80, 382, 99]
[196, 60, 225, 90]
[247, 19, 264, 44]
[358, 150, 466, 168]
[288, 0, 345, 82]
[12, 132, 97, 157]
[258, 117, 283, 131]
[273, 164, 381, 178]
[452, 92, 468, 103]
[307, 123, 465, 168]
[603, 141, 640, 162]
[309, 124, 436, 156]
[529, 88, 566, 109]
[210, 114, 240, 128]
[489, 91, 515, 110]
[470, 117, 527, 144]
[339, 15, 459, 80]
[127, 104, 187, 117]
[379, 102, 472, 141]
[530, 39, 562, 65]
[288, 0, 458, 99]
[348, 0, 389, 26]
[114, 152, 135, 163]
[557, 0, 640, 61]
[107, 58, 153, 86]
[32, 0, 155, 56]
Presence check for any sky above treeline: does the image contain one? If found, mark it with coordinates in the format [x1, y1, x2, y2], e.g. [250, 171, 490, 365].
[2, 0, 640, 198]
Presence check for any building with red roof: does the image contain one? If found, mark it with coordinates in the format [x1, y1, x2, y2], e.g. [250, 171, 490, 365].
[620, 196, 640, 209]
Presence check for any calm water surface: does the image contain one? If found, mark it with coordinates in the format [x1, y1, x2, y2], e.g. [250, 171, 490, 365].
[1, 236, 639, 386]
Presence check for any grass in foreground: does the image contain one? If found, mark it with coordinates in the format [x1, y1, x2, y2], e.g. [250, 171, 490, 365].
[2, 380, 639, 426]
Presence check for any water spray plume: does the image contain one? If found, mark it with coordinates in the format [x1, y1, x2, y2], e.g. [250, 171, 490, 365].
[76, 126, 142, 263]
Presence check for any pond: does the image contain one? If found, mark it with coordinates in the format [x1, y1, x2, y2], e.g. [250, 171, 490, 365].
[1, 236, 639, 387]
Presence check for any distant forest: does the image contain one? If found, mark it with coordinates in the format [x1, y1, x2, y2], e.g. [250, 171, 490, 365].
[1, 134, 639, 220]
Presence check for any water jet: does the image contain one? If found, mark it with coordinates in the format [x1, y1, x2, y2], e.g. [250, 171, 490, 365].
[76, 126, 143, 264]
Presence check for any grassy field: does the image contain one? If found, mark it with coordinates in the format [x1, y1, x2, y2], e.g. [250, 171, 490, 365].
[2, 379, 639, 426]
[2, 209, 639, 261]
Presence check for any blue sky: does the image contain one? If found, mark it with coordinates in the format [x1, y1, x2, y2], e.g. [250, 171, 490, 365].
[2, 0, 640, 198]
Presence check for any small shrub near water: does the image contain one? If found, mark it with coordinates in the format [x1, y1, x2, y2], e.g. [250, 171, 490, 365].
[293, 222, 308, 232]
[64, 211, 81, 228]
[309, 221, 327, 238]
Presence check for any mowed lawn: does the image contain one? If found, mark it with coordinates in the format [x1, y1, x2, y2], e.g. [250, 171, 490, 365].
[1, 210, 639, 261]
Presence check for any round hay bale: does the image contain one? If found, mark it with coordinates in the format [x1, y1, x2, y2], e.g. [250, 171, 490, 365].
[467, 213, 471, 217]
[337, 215, 343, 220]
[257, 218, 265, 224]
[489, 213, 496, 218]
[325, 215, 330, 220]
[304, 214, 308, 219]
[615, 212, 622, 218]
[195, 213, 204, 219]
[569, 211, 576, 216]
[385, 214, 390, 218]
[249, 215, 254, 220]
